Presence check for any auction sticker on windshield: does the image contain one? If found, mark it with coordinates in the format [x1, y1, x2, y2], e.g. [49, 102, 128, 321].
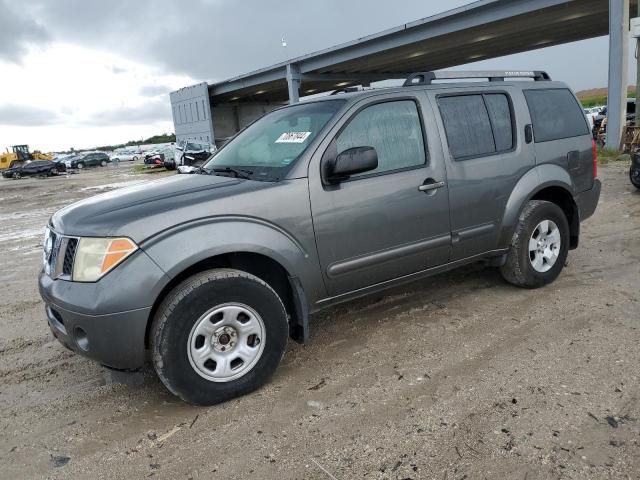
[275, 132, 311, 143]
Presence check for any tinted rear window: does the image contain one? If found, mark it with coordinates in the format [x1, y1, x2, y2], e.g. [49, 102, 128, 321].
[438, 93, 514, 160]
[524, 89, 589, 142]
[438, 95, 495, 159]
[484, 94, 514, 152]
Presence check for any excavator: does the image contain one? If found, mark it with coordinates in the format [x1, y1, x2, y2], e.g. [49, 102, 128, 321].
[0, 145, 53, 170]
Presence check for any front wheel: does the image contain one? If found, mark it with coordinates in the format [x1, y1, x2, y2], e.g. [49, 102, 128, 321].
[76, 162, 84, 169]
[151, 269, 288, 405]
[631, 167, 640, 189]
[500, 200, 569, 289]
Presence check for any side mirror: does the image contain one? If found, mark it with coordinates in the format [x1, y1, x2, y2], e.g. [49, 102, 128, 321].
[326, 146, 378, 183]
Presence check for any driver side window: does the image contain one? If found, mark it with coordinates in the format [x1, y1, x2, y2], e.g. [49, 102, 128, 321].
[336, 100, 427, 178]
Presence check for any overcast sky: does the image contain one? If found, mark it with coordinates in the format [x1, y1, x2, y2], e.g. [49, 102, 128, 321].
[0, 0, 636, 152]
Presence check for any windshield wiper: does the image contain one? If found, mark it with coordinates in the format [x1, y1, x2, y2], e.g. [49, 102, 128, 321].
[210, 167, 254, 180]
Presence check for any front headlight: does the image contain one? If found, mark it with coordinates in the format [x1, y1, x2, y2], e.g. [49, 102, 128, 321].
[73, 237, 138, 282]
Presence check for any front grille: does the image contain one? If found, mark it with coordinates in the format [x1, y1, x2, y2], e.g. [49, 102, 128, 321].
[46, 231, 78, 279]
[62, 238, 78, 275]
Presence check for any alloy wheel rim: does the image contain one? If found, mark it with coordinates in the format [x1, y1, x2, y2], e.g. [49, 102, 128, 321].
[529, 219, 561, 273]
[187, 303, 266, 382]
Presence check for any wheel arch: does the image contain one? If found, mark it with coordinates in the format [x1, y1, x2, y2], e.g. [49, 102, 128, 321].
[144, 251, 310, 350]
[529, 186, 579, 249]
[500, 165, 579, 250]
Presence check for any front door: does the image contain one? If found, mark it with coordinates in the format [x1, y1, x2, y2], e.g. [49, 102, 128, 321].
[309, 95, 451, 297]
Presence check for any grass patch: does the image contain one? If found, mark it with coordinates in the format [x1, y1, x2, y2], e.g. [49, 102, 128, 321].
[597, 147, 630, 165]
[132, 164, 167, 174]
[580, 95, 608, 108]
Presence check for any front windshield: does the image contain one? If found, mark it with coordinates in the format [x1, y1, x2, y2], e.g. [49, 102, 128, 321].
[204, 99, 345, 181]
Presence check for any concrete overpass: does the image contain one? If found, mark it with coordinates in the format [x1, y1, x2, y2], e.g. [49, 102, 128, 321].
[170, 0, 631, 148]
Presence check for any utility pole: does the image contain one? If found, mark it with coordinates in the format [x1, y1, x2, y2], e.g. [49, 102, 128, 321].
[608, 0, 630, 150]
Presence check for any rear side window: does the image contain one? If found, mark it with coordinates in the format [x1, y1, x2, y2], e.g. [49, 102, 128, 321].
[438, 93, 514, 160]
[523, 89, 589, 142]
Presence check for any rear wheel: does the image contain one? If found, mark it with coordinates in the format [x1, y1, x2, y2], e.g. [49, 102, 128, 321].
[151, 269, 288, 405]
[13, 172, 21, 179]
[51, 168, 58, 175]
[100, 160, 107, 167]
[500, 200, 569, 288]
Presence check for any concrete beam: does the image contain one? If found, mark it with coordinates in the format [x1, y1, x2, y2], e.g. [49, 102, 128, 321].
[607, 0, 630, 149]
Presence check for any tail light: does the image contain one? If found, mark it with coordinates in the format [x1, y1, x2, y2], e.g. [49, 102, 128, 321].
[592, 139, 598, 178]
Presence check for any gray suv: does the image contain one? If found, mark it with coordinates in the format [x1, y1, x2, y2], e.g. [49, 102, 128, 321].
[39, 71, 601, 405]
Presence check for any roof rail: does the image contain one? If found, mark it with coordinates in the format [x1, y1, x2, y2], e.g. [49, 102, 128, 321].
[330, 86, 362, 95]
[403, 70, 551, 87]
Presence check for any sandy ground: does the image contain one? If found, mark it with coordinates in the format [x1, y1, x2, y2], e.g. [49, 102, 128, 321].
[0, 162, 638, 480]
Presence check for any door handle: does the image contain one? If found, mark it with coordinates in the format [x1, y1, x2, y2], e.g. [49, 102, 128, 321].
[419, 180, 446, 192]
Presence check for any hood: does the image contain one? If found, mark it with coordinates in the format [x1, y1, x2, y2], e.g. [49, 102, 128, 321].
[50, 173, 263, 241]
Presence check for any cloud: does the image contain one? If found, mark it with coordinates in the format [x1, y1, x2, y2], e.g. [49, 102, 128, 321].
[15, 0, 472, 81]
[87, 99, 171, 126]
[139, 84, 172, 97]
[0, 104, 62, 126]
[0, 0, 51, 62]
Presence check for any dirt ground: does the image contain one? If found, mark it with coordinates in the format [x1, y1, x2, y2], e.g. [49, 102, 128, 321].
[0, 162, 638, 480]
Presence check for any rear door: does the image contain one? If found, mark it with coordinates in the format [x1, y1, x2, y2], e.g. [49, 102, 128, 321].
[431, 87, 535, 260]
[23, 161, 42, 175]
[523, 88, 593, 192]
[309, 93, 451, 297]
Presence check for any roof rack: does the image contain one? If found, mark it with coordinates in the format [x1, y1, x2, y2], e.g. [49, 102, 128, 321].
[403, 70, 551, 87]
[330, 86, 362, 95]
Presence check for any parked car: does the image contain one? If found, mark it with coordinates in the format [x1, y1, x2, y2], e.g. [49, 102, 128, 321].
[110, 150, 140, 162]
[166, 141, 214, 172]
[67, 152, 111, 169]
[2, 160, 66, 179]
[143, 150, 165, 167]
[39, 70, 601, 405]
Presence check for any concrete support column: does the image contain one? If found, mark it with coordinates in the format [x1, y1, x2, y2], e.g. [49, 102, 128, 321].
[286, 64, 301, 104]
[608, 0, 630, 149]
[635, 0, 640, 125]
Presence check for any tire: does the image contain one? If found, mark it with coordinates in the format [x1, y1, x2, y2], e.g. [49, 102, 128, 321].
[77, 162, 84, 169]
[13, 172, 21, 179]
[500, 200, 569, 289]
[151, 269, 288, 405]
[133, 156, 138, 161]
[631, 168, 640, 190]
[100, 160, 107, 167]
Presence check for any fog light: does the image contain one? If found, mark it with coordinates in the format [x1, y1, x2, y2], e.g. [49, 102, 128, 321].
[74, 327, 90, 351]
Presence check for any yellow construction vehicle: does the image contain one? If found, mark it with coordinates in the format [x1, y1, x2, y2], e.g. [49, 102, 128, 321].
[0, 145, 53, 170]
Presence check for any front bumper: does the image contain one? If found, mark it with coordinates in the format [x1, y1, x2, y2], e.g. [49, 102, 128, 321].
[575, 178, 602, 222]
[38, 249, 169, 370]
[44, 302, 150, 369]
